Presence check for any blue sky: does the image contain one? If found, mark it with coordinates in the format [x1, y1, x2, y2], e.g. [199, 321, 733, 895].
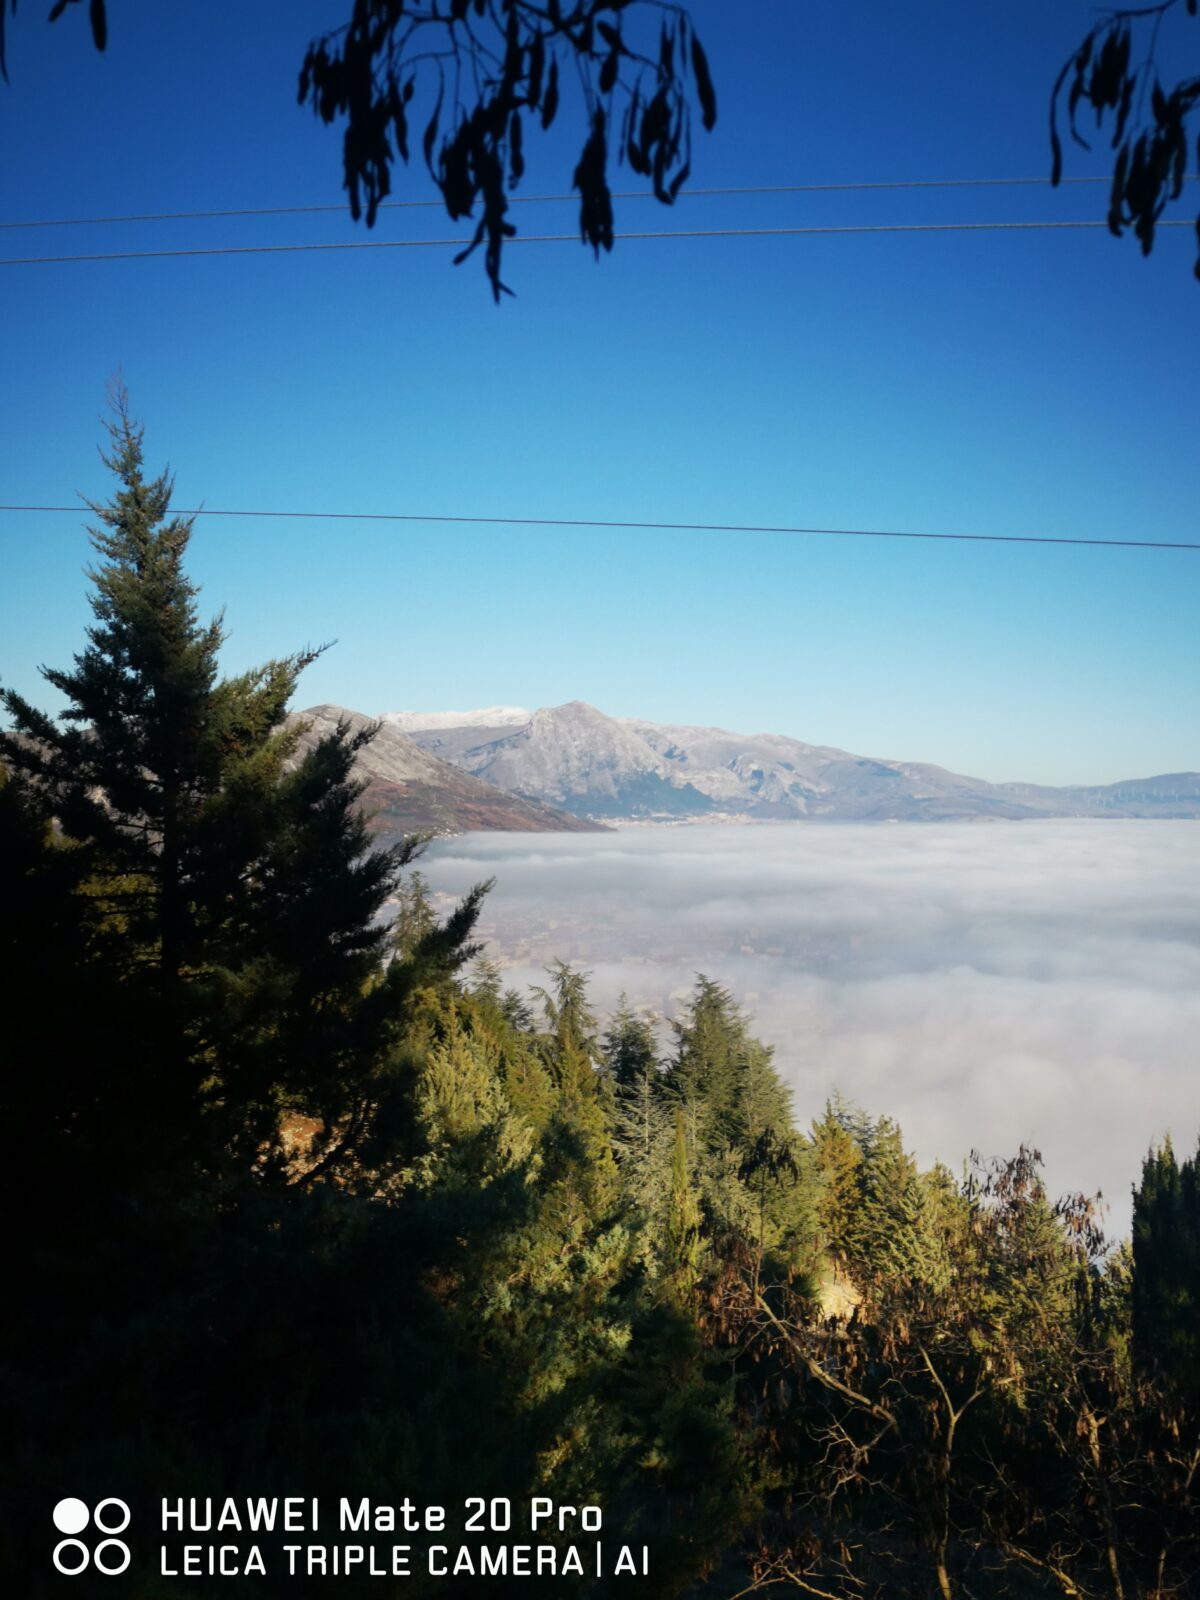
[1, 0, 1197, 786]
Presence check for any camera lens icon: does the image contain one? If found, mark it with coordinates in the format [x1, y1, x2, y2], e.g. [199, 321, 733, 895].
[52, 1499, 131, 1576]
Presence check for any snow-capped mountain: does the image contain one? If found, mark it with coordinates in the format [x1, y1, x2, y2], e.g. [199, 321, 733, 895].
[381, 706, 531, 733]
[379, 700, 1200, 823]
[289, 706, 605, 839]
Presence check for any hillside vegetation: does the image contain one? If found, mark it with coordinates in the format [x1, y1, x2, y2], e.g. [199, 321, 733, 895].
[2, 409, 1197, 1598]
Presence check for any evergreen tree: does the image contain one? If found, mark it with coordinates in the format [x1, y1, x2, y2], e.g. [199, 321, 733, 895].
[1132, 1136, 1200, 1407]
[500, 985, 536, 1030]
[667, 974, 745, 1143]
[0, 399, 493, 1594]
[467, 953, 505, 1007]
[392, 867, 437, 961]
[809, 1101, 937, 1291]
[612, 1048, 672, 1218]
[0, 392, 437, 1186]
[663, 1108, 703, 1303]
[603, 993, 661, 1089]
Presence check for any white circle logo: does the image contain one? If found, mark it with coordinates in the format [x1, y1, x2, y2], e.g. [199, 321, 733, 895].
[51, 1499, 132, 1575]
[94, 1499, 131, 1535]
[52, 1539, 89, 1576]
[94, 1539, 132, 1576]
[52, 1499, 90, 1535]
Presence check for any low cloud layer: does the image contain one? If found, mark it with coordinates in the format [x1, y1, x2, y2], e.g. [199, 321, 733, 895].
[424, 822, 1200, 1228]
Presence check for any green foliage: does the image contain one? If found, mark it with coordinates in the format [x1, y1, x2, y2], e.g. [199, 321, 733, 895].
[1133, 1135, 1200, 1405]
[4, 401, 1197, 1596]
[0, 405, 739, 1594]
[603, 992, 661, 1089]
[663, 1108, 702, 1303]
[668, 976, 793, 1149]
[391, 866, 437, 960]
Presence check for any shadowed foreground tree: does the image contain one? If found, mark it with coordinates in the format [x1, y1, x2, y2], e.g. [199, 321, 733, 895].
[0, 401, 752, 1596]
[704, 1126, 1199, 1600]
[1, 0, 717, 300]
[0, 388, 477, 1189]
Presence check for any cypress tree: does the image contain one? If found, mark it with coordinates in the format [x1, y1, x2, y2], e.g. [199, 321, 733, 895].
[0, 400, 494, 1590]
[663, 1108, 703, 1304]
[0, 393, 466, 1189]
[1132, 1137, 1200, 1406]
[392, 867, 437, 961]
[603, 992, 660, 1090]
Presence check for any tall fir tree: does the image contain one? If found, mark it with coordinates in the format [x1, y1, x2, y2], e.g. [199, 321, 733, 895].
[1132, 1136, 1200, 1407]
[603, 993, 661, 1090]
[0, 398, 495, 1594]
[0, 391, 443, 1190]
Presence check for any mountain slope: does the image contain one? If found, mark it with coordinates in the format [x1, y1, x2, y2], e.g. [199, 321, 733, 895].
[289, 706, 606, 840]
[383, 702, 1200, 823]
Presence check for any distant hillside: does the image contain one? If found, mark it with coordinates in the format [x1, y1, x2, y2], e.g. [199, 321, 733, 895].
[382, 701, 1200, 823]
[289, 706, 606, 841]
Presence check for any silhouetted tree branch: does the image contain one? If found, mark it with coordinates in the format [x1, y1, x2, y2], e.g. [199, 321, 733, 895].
[2, 0, 717, 301]
[1052, 0, 1200, 280]
[298, 1, 717, 300]
[0, 0, 105, 80]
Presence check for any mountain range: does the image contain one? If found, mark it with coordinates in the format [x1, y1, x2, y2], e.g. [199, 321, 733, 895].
[289, 707, 605, 843]
[378, 701, 1200, 824]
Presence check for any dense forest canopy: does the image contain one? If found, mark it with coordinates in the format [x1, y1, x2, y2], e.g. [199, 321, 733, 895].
[1, 408, 1197, 1595]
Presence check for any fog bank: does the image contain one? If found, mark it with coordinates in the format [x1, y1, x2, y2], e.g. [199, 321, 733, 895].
[424, 822, 1200, 1226]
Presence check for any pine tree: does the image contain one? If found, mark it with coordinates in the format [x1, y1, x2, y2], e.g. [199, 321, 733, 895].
[1, 401, 497, 1589]
[532, 962, 619, 1219]
[667, 974, 744, 1142]
[603, 993, 660, 1089]
[0, 391, 442, 1186]
[666, 975, 793, 1158]
[663, 1109, 703, 1304]
[612, 1056, 672, 1218]
[392, 867, 437, 961]
[467, 954, 504, 1008]
[1132, 1136, 1200, 1406]
[850, 1113, 933, 1286]
[810, 1100, 865, 1266]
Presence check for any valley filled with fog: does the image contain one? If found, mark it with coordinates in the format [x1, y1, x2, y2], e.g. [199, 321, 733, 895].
[424, 821, 1200, 1226]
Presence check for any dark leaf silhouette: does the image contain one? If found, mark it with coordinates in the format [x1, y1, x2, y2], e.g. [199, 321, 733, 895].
[1, 3, 716, 299]
[1052, 0, 1200, 280]
[573, 108, 614, 256]
[422, 85, 442, 174]
[541, 53, 559, 130]
[296, 1, 717, 301]
[691, 31, 717, 131]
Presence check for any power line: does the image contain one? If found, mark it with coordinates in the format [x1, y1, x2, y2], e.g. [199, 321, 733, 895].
[1, 217, 1192, 268]
[1, 504, 1194, 552]
[6, 175, 1189, 233]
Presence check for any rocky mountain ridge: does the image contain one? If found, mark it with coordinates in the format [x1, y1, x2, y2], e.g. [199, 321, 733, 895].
[289, 706, 605, 841]
[384, 700, 1200, 822]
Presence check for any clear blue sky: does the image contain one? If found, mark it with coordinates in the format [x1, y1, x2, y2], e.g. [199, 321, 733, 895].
[1, 1, 1196, 786]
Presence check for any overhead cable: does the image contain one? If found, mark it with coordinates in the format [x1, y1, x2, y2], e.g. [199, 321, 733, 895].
[1, 217, 1192, 267]
[7, 175, 1192, 232]
[1, 504, 1194, 552]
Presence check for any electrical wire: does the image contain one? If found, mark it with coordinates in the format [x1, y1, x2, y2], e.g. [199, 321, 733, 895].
[1, 504, 1194, 551]
[7, 175, 1191, 232]
[1, 217, 1192, 267]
